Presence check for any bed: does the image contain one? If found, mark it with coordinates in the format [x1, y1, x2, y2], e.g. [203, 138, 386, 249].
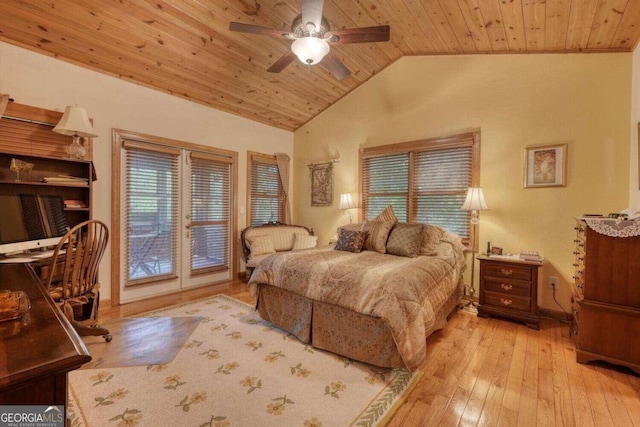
[248, 225, 466, 371]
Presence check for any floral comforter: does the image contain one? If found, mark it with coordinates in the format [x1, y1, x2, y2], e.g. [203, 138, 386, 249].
[248, 232, 466, 370]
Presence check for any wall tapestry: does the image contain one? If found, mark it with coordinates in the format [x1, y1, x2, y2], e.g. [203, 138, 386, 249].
[310, 162, 333, 206]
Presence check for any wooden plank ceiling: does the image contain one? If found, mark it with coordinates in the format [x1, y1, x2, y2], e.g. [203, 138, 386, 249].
[0, 0, 638, 132]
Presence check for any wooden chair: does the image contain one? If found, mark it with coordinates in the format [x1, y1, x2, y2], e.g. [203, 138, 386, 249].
[45, 220, 112, 342]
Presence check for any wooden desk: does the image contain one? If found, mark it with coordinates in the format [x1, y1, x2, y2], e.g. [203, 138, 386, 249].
[0, 263, 91, 405]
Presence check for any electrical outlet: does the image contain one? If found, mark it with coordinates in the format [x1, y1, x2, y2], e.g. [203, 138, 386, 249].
[549, 276, 559, 289]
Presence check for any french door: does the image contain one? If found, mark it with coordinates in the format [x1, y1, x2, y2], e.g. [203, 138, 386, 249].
[116, 131, 235, 303]
[181, 152, 233, 289]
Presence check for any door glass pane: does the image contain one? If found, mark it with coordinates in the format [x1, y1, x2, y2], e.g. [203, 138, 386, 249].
[191, 156, 231, 272]
[125, 147, 178, 282]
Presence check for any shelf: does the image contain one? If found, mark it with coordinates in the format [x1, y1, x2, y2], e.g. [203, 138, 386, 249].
[0, 104, 93, 230]
[0, 179, 88, 188]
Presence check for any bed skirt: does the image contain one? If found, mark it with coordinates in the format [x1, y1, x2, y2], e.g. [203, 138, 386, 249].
[256, 283, 461, 369]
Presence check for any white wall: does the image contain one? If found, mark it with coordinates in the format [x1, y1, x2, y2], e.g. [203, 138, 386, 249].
[630, 43, 640, 207]
[0, 42, 293, 302]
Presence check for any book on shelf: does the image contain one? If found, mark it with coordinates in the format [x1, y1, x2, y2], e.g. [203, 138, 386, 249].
[43, 175, 88, 184]
[64, 199, 87, 208]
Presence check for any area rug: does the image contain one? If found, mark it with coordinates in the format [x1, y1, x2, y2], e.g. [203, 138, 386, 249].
[68, 295, 421, 427]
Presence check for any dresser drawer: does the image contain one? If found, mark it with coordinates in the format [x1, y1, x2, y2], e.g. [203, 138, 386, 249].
[484, 292, 531, 312]
[484, 263, 532, 281]
[483, 277, 531, 297]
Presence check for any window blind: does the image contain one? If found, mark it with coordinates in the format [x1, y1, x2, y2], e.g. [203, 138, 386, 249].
[249, 155, 284, 226]
[362, 153, 409, 221]
[411, 146, 472, 238]
[124, 141, 179, 284]
[190, 152, 232, 273]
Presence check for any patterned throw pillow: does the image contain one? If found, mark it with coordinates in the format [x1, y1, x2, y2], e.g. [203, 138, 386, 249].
[337, 222, 365, 233]
[248, 235, 276, 256]
[419, 224, 445, 256]
[373, 205, 398, 223]
[292, 234, 318, 251]
[386, 223, 425, 257]
[362, 220, 395, 253]
[334, 228, 367, 253]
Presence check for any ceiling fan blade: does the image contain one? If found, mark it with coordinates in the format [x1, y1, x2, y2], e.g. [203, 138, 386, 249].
[321, 52, 351, 80]
[267, 50, 297, 73]
[326, 25, 390, 44]
[301, 0, 324, 33]
[229, 22, 291, 39]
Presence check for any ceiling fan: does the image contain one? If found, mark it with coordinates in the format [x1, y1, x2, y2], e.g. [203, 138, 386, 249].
[228, 0, 390, 80]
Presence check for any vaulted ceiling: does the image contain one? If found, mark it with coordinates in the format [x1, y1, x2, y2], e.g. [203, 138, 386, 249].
[0, 1, 639, 132]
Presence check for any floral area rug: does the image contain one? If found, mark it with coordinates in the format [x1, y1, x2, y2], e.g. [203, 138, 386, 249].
[68, 294, 421, 427]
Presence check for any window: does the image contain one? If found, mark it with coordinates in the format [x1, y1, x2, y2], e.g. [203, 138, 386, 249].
[247, 152, 285, 226]
[361, 131, 480, 247]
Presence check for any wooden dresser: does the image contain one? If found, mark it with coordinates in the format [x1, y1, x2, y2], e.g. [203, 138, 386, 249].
[0, 263, 91, 406]
[571, 218, 640, 374]
[477, 254, 542, 329]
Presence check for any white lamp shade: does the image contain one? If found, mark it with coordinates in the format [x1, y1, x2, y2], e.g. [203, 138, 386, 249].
[339, 193, 356, 210]
[460, 187, 489, 211]
[53, 106, 97, 137]
[291, 37, 330, 65]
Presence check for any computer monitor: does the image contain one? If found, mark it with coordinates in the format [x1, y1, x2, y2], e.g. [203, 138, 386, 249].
[0, 194, 69, 255]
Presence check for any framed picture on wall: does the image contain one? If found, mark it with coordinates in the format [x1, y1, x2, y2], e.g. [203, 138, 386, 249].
[524, 143, 567, 188]
[310, 163, 333, 206]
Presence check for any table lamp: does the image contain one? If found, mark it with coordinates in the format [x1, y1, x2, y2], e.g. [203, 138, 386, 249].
[339, 193, 356, 223]
[53, 106, 97, 159]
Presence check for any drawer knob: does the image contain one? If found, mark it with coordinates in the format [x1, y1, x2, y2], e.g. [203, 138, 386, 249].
[500, 283, 513, 291]
[500, 268, 514, 276]
[500, 298, 513, 306]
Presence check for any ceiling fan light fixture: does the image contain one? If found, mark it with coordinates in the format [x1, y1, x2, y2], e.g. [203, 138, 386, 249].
[291, 37, 329, 65]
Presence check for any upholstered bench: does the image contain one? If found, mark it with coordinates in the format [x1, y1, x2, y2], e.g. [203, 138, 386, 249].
[240, 223, 315, 279]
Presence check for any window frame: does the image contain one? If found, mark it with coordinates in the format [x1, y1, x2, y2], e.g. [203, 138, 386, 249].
[246, 151, 285, 226]
[359, 131, 481, 248]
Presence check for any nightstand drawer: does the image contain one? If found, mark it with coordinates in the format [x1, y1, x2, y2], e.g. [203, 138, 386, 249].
[483, 278, 531, 297]
[484, 292, 531, 312]
[484, 263, 531, 281]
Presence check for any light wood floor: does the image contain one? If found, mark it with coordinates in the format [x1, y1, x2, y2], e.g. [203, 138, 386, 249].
[98, 280, 640, 427]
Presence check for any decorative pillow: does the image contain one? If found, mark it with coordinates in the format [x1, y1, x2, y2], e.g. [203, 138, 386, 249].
[362, 220, 395, 253]
[337, 222, 365, 233]
[373, 205, 398, 223]
[292, 233, 318, 251]
[386, 223, 424, 257]
[248, 235, 276, 256]
[419, 224, 446, 256]
[334, 229, 367, 253]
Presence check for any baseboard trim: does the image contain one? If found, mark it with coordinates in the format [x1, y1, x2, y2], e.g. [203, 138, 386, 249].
[539, 307, 572, 323]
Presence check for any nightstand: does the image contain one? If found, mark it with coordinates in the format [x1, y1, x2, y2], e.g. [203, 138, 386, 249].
[476, 254, 542, 329]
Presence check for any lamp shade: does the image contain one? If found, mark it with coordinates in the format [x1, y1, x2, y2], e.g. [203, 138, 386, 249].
[339, 193, 356, 210]
[291, 37, 330, 65]
[460, 187, 489, 211]
[53, 106, 97, 137]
